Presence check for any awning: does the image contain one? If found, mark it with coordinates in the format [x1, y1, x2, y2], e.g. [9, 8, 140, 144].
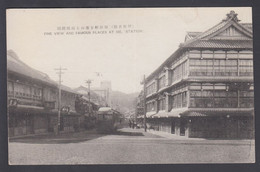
[98, 107, 112, 112]
[167, 108, 189, 117]
[146, 111, 157, 118]
[142, 108, 254, 119]
[182, 111, 208, 117]
[187, 77, 253, 83]
[181, 108, 254, 117]
[187, 108, 254, 114]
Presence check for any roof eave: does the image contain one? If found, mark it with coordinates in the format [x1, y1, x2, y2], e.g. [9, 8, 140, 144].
[7, 69, 58, 87]
[145, 47, 186, 82]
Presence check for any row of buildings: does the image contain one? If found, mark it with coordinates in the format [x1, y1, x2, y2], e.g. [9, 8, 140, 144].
[137, 11, 254, 139]
[7, 50, 104, 137]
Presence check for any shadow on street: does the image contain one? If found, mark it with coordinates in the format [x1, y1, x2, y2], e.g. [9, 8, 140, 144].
[9, 127, 166, 144]
[9, 131, 105, 144]
[112, 130, 144, 136]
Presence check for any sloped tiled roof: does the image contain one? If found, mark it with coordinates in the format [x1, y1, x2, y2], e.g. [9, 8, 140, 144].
[7, 50, 79, 94]
[185, 32, 201, 41]
[183, 12, 252, 47]
[241, 23, 252, 31]
[182, 39, 252, 49]
[190, 21, 228, 40]
[7, 50, 57, 86]
[145, 11, 253, 82]
[60, 84, 80, 94]
[74, 86, 100, 97]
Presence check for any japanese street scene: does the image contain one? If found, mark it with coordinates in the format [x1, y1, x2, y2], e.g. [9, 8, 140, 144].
[6, 8, 254, 164]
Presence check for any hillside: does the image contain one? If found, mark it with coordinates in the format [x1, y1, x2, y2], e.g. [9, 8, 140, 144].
[110, 91, 139, 114]
[74, 86, 140, 115]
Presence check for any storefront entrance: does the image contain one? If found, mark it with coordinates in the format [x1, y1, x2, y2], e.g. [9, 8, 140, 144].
[180, 119, 186, 136]
[171, 120, 175, 134]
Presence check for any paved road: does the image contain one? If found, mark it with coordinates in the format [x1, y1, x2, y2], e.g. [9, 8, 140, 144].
[9, 128, 255, 164]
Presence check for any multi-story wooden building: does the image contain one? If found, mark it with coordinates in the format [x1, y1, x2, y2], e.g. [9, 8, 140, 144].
[144, 11, 254, 139]
[7, 50, 83, 137]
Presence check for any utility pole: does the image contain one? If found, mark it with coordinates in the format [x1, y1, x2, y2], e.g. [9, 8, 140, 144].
[85, 80, 92, 117]
[54, 66, 67, 134]
[141, 75, 147, 132]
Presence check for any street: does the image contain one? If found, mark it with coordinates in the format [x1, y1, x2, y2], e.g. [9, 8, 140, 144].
[9, 128, 255, 164]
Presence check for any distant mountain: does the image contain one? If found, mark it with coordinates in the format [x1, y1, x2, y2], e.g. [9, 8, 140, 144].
[110, 91, 139, 114]
[74, 85, 140, 115]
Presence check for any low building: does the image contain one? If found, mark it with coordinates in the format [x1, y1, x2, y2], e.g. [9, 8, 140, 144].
[143, 11, 254, 139]
[74, 86, 107, 107]
[7, 50, 83, 137]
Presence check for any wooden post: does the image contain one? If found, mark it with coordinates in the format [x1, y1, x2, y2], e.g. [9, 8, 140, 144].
[54, 66, 67, 134]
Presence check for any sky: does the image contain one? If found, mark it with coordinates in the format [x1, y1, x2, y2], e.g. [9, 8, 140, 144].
[6, 7, 252, 94]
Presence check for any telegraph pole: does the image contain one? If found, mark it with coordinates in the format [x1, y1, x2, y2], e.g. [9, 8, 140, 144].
[85, 80, 92, 117]
[142, 75, 147, 132]
[54, 66, 67, 134]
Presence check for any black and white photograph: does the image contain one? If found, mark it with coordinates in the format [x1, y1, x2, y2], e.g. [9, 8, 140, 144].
[6, 7, 255, 164]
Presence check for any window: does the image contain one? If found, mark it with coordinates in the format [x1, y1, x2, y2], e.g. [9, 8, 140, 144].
[176, 94, 182, 108]
[239, 51, 253, 59]
[190, 83, 201, 90]
[214, 59, 225, 76]
[189, 59, 213, 76]
[214, 59, 238, 76]
[240, 59, 253, 76]
[146, 101, 156, 112]
[189, 50, 201, 58]
[214, 51, 226, 58]
[32, 87, 42, 100]
[201, 50, 213, 58]
[190, 90, 201, 97]
[14, 83, 32, 99]
[182, 92, 187, 107]
[182, 61, 188, 77]
[172, 65, 182, 82]
[226, 51, 238, 58]
[187, 50, 254, 77]
[171, 92, 186, 109]
[190, 88, 214, 108]
[202, 83, 214, 90]
[159, 98, 166, 111]
[171, 61, 189, 82]
[226, 59, 238, 76]
[240, 90, 254, 108]
[146, 82, 156, 95]
[214, 90, 237, 108]
[158, 76, 166, 89]
[189, 83, 239, 108]
[214, 83, 226, 90]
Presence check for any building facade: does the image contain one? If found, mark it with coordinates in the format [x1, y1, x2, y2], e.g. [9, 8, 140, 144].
[143, 11, 254, 139]
[7, 50, 83, 137]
